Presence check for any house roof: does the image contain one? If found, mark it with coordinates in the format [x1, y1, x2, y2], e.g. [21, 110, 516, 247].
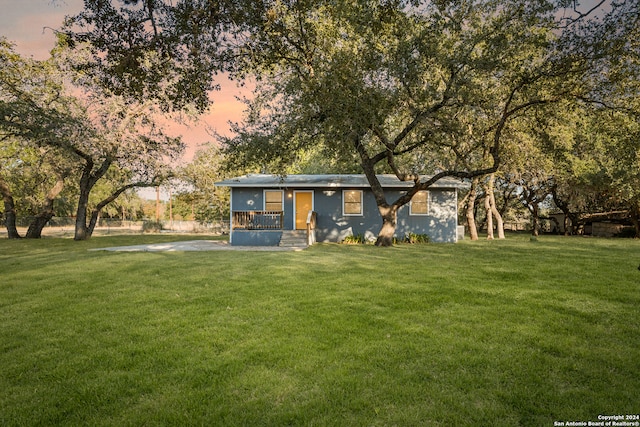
[216, 174, 469, 189]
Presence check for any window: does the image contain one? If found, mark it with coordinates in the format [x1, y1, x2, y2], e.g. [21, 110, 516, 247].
[264, 190, 283, 211]
[343, 190, 363, 216]
[410, 191, 429, 215]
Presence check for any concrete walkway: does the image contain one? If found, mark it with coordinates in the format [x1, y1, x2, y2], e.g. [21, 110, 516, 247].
[91, 240, 307, 252]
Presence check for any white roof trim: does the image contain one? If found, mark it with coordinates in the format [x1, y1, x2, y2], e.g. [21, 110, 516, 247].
[216, 174, 468, 189]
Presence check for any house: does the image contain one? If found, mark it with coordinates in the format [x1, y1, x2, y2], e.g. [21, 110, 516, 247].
[215, 174, 467, 246]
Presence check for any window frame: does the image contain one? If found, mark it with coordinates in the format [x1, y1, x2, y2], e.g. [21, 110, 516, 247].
[343, 189, 364, 216]
[409, 190, 430, 216]
[263, 190, 284, 211]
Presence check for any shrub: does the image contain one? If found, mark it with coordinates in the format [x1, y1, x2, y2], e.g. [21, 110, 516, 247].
[404, 233, 430, 244]
[142, 221, 164, 233]
[342, 234, 365, 244]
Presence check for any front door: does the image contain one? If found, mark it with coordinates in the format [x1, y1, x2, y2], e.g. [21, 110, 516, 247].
[294, 191, 313, 230]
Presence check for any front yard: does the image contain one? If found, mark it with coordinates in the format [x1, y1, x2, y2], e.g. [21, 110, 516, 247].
[1, 234, 638, 426]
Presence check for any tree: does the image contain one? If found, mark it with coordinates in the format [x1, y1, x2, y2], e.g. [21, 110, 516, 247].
[0, 141, 74, 238]
[518, 90, 640, 237]
[64, 0, 238, 112]
[178, 145, 230, 223]
[23, 148, 74, 239]
[0, 37, 185, 240]
[461, 177, 481, 241]
[562, 0, 640, 236]
[580, 1, 640, 236]
[64, 93, 183, 240]
[461, 0, 640, 239]
[554, 109, 640, 237]
[0, 38, 81, 238]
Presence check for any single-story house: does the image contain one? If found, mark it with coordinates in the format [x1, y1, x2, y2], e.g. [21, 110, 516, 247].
[215, 174, 467, 246]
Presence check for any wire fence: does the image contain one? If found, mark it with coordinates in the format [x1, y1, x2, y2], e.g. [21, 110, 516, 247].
[13, 217, 229, 237]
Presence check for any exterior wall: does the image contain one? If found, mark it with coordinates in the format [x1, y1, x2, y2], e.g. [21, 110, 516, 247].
[231, 230, 283, 246]
[399, 189, 458, 243]
[313, 188, 458, 243]
[592, 222, 634, 237]
[229, 187, 459, 245]
[231, 188, 296, 229]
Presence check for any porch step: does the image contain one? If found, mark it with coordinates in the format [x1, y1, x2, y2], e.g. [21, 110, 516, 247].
[279, 230, 308, 247]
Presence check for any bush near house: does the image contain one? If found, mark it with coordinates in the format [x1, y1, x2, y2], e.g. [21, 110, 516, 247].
[341, 233, 430, 244]
[404, 232, 430, 244]
[341, 233, 366, 244]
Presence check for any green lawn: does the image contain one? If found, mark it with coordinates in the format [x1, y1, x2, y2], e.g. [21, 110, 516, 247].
[1, 234, 639, 426]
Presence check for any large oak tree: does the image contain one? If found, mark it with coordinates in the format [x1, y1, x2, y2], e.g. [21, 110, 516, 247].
[222, 0, 625, 245]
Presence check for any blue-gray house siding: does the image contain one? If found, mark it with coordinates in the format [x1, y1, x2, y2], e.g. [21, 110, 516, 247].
[310, 188, 458, 243]
[217, 174, 466, 245]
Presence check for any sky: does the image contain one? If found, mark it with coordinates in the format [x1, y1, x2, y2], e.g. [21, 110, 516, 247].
[0, 0, 248, 164]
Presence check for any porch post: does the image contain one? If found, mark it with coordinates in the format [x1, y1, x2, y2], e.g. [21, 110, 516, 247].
[229, 190, 233, 244]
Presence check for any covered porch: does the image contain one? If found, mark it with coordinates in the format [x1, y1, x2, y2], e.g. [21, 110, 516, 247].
[230, 210, 316, 246]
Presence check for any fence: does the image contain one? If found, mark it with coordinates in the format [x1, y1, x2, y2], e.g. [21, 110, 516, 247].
[13, 217, 229, 237]
[232, 211, 284, 230]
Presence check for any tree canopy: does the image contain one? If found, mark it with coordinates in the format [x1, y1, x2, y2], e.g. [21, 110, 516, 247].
[218, 0, 637, 244]
[0, 37, 184, 239]
[18, 0, 640, 242]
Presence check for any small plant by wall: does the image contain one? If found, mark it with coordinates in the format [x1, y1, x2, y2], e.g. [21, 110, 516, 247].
[341, 234, 366, 244]
[341, 233, 430, 245]
[404, 233, 430, 244]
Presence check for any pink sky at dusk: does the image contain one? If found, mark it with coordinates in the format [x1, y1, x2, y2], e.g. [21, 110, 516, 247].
[0, 0, 249, 164]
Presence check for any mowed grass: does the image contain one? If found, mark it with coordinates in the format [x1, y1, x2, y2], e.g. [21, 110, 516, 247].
[1, 234, 639, 426]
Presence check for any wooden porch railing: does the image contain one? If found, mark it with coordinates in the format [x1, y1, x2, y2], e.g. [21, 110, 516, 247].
[232, 211, 284, 230]
[306, 210, 317, 245]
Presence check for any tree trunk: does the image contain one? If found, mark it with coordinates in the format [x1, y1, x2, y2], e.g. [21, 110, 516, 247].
[531, 203, 540, 237]
[25, 178, 64, 239]
[0, 179, 21, 239]
[491, 199, 505, 239]
[486, 174, 505, 239]
[375, 205, 398, 247]
[551, 186, 576, 235]
[466, 177, 479, 241]
[485, 190, 494, 240]
[25, 214, 53, 239]
[74, 173, 92, 241]
[74, 157, 112, 241]
[88, 209, 100, 237]
[352, 134, 401, 247]
[631, 203, 640, 239]
[552, 189, 570, 235]
[86, 182, 146, 237]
